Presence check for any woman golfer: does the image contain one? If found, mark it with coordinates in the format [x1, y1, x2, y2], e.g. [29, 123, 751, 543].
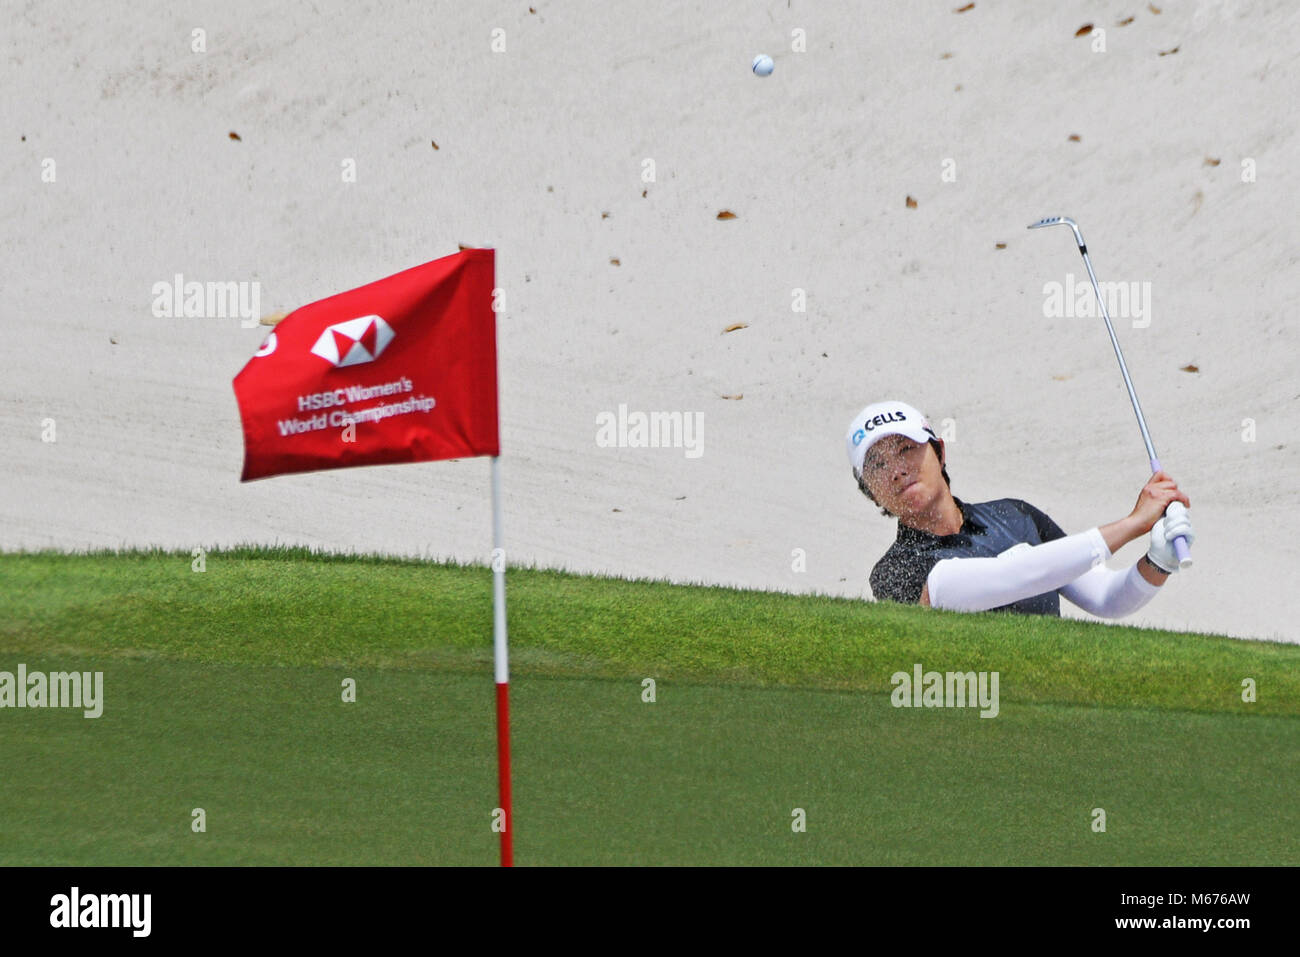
[846, 400, 1195, 616]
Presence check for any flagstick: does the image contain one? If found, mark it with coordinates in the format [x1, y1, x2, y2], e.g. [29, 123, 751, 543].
[491, 454, 513, 866]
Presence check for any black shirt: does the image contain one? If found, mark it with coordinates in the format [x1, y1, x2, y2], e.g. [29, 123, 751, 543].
[869, 497, 1068, 616]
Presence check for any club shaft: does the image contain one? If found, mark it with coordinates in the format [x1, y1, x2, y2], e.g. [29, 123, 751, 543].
[1076, 246, 1159, 467]
[1031, 215, 1191, 567]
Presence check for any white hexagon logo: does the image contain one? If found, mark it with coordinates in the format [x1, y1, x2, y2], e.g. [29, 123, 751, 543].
[310, 315, 395, 368]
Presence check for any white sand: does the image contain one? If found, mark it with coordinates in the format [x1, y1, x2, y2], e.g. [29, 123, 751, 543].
[3, 1, 1297, 642]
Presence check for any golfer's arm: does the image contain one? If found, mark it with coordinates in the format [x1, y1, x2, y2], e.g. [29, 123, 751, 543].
[1099, 515, 1145, 556]
[1055, 517, 1169, 616]
[1136, 555, 1170, 586]
[1059, 561, 1163, 618]
[919, 517, 1151, 611]
[924, 528, 1113, 612]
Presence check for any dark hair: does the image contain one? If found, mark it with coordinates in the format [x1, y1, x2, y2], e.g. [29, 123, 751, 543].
[858, 438, 951, 518]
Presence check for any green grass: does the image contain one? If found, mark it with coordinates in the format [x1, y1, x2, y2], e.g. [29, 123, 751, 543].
[0, 547, 1296, 865]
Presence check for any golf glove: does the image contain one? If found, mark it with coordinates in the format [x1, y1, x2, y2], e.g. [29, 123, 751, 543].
[1147, 502, 1194, 574]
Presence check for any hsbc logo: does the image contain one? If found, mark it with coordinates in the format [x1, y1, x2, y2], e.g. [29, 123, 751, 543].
[310, 315, 395, 368]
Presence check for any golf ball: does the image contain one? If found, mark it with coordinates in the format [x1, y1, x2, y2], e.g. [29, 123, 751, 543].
[752, 54, 774, 77]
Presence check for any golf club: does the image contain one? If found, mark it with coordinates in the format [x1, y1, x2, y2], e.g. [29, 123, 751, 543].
[1027, 215, 1192, 568]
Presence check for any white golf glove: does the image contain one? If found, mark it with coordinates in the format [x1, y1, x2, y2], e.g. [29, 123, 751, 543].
[1147, 501, 1194, 573]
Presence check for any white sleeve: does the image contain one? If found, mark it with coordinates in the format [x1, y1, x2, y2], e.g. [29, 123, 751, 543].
[927, 528, 1111, 612]
[1058, 563, 1161, 619]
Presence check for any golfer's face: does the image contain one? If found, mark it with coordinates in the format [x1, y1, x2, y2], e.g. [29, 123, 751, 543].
[863, 434, 937, 513]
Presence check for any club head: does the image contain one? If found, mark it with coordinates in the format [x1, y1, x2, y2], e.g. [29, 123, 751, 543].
[1027, 215, 1085, 248]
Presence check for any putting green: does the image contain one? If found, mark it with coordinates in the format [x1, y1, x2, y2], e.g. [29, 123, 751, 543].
[1, 550, 1295, 865]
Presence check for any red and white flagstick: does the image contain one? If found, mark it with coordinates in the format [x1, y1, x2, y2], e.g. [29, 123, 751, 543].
[490, 454, 513, 866]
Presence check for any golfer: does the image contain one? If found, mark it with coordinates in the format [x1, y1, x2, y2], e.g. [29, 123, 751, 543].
[846, 400, 1195, 616]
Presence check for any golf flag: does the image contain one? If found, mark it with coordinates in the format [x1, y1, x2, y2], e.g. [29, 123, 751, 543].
[233, 248, 498, 481]
[232, 248, 514, 866]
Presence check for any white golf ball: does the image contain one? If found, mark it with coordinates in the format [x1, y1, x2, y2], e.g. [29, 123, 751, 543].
[752, 54, 774, 77]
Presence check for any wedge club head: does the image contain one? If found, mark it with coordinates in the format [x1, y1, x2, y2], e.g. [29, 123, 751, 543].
[1027, 215, 1085, 249]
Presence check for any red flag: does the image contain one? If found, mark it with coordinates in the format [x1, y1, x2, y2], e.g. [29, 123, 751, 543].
[234, 249, 498, 481]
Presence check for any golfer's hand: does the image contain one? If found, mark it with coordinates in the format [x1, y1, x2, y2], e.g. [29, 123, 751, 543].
[1148, 503, 1195, 574]
[1129, 471, 1190, 534]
